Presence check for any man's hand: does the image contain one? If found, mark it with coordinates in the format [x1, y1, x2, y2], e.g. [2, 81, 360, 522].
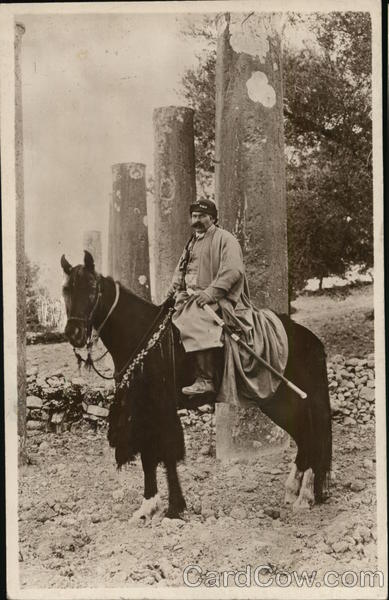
[193, 290, 212, 308]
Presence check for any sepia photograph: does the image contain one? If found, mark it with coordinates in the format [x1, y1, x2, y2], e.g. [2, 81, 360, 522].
[1, 1, 386, 598]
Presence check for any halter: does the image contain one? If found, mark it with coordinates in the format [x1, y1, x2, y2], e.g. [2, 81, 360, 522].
[71, 278, 120, 379]
[68, 278, 120, 340]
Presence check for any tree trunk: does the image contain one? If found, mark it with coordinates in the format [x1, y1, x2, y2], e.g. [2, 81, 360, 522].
[215, 12, 289, 460]
[110, 163, 151, 300]
[151, 106, 196, 304]
[83, 230, 102, 272]
[15, 22, 28, 465]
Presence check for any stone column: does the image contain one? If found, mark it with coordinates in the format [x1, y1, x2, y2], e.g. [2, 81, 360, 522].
[110, 162, 150, 300]
[151, 106, 196, 304]
[107, 193, 113, 276]
[215, 12, 289, 459]
[83, 230, 102, 272]
[15, 22, 27, 461]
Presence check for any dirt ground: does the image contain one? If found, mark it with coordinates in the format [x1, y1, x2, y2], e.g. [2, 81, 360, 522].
[19, 284, 380, 592]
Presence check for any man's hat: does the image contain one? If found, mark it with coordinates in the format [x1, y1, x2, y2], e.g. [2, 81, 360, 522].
[189, 198, 217, 219]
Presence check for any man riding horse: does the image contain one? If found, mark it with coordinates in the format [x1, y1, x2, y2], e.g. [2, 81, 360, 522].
[166, 198, 289, 405]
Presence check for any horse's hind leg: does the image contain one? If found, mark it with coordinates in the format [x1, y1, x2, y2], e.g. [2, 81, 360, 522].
[284, 463, 304, 505]
[293, 468, 315, 511]
[291, 426, 315, 511]
[164, 459, 186, 519]
[132, 452, 161, 521]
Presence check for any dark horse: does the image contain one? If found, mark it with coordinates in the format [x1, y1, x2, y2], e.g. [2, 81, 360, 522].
[61, 251, 332, 519]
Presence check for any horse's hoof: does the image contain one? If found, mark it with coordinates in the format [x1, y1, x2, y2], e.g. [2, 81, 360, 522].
[284, 489, 299, 505]
[292, 497, 311, 512]
[165, 498, 187, 519]
[132, 493, 161, 521]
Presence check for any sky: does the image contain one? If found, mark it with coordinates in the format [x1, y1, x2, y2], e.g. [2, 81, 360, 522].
[21, 12, 207, 296]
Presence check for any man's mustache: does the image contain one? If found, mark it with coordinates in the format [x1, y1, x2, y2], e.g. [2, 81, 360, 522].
[192, 223, 205, 229]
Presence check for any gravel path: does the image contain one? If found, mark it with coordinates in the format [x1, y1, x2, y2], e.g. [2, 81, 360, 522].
[19, 421, 377, 589]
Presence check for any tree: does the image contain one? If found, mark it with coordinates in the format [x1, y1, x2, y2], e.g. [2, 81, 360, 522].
[179, 12, 373, 294]
[25, 255, 48, 330]
[180, 49, 216, 197]
[284, 13, 372, 293]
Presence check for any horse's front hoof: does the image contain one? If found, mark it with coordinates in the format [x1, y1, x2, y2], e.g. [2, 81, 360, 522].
[131, 493, 161, 522]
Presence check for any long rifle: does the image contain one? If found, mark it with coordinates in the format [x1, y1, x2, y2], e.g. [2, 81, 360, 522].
[203, 303, 307, 400]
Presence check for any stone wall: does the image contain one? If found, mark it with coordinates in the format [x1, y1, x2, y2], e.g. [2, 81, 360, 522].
[26, 352, 375, 435]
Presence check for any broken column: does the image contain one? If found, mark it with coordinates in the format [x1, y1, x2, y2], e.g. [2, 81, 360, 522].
[83, 230, 102, 272]
[151, 106, 196, 304]
[15, 22, 27, 461]
[109, 162, 150, 300]
[215, 13, 289, 459]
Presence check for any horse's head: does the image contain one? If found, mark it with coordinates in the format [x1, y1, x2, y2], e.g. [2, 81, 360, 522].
[60, 250, 100, 348]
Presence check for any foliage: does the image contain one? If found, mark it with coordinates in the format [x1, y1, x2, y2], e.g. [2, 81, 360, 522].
[180, 49, 216, 197]
[178, 12, 373, 294]
[25, 255, 48, 330]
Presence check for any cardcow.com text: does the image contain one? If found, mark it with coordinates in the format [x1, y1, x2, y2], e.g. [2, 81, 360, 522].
[182, 565, 385, 588]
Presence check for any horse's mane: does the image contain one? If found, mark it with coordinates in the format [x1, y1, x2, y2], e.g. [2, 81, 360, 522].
[102, 274, 158, 310]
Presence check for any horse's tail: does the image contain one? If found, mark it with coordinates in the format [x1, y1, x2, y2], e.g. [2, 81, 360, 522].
[308, 340, 332, 503]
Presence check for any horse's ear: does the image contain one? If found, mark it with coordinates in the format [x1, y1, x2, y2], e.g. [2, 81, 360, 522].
[84, 250, 95, 272]
[61, 254, 72, 275]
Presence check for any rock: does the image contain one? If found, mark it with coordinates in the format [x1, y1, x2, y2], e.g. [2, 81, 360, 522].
[161, 517, 184, 529]
[91, 515, 101, 523]
[357, 525, 372, 542]
[331, 354, 345, 363]
[332, 541, 349, 553]
[112, 489, 125, 501]
[38, 441, 50, 452]
[366, 380, 375, 388]
[197, 404, 212, 413]
[26, 395, 43, 409]
[87, 405, 109, 418]
[359, 387, 375, 402]
[177, 409, 188, 417]
[201, 503, 215, 519]
[343, 417, 356, 425]
[349, 481, 366, 492]
[51, 412, 65, 424]
[264, 508, 280, 519]
[230, 507, 247, 520]
[71, 377, 86, 388]
[192, 501, 202, 515]
[27, 420, 43, 430]
[226, 465, 242, 478]
[27, 366, 39, 377]
[345, 358, 359, 367]
[241, 480, 258, 492]
[363, 458, 374, 469]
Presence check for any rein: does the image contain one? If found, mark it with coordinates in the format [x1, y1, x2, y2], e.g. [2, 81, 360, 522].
[72, 277, 175, 387]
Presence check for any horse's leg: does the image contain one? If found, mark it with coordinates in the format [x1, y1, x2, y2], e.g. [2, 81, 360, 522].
[284, 463, 304, 505]
[132, 452, 161, 521]
[260, 385, 313, 508]
[164, 459, 186, 519]
[293, 467, 315, 511]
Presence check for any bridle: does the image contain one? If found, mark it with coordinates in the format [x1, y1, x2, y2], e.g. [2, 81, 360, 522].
[69, 276, 120, 379]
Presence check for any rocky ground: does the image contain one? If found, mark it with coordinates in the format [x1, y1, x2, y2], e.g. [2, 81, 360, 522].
[19, 284, 382, 592]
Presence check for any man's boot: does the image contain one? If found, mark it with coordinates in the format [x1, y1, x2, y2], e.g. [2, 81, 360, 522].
[182, 348, 217, 395]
